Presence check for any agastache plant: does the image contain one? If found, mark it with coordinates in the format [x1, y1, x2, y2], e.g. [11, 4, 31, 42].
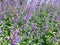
[0, 0, 60, 45]
[22, 0, 40, 30]
[0, 1, 4, 19]
[10, 28, 21, 45]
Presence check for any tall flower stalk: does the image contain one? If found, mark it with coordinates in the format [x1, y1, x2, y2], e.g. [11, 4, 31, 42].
[10, 27, 21, 45]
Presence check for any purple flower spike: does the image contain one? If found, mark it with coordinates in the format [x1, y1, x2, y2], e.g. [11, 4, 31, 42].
[0, 15, 4, 19]
[14, 0, 19, 7]
[32, 24, 38, 30]
[0, 28, 2, 33]
[52, 37, 58, 42]
[10, 28, 21, 44]
[11, 43, 17, 45]
[26, 13, 32, 20]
